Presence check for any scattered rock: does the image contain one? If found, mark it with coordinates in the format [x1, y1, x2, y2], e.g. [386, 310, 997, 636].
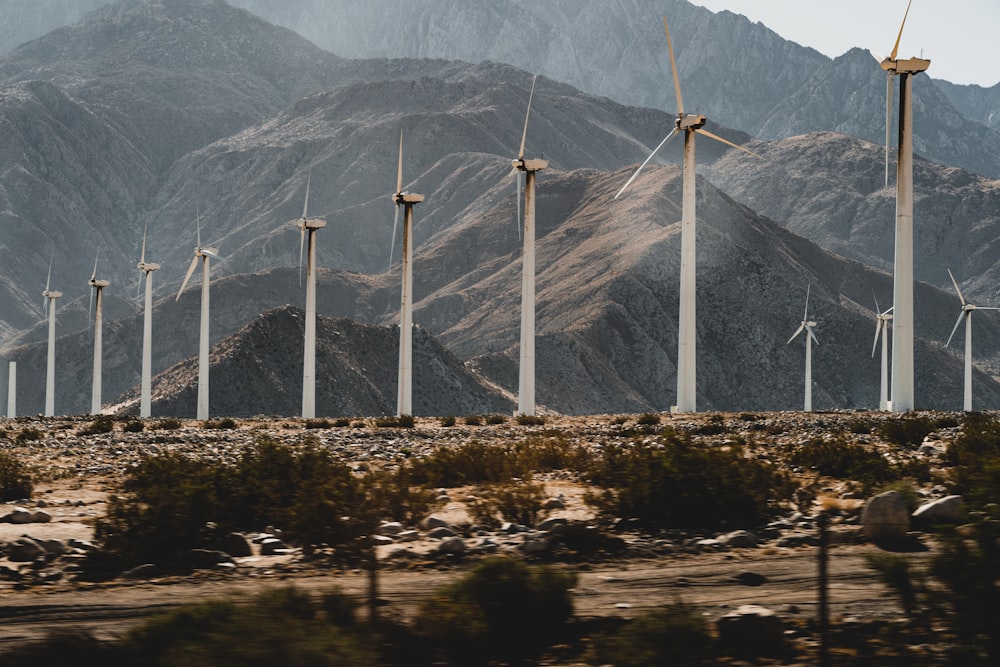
[219, 532, 253, 558]
[259, 538, 287, 555]
[543, 496, 565, 510]
[437, 536, 466, 555]
[121, 563, 158, 580]
[428, 526, 457, 539]
[537, 517, 567, 532]
[7, 538, 46, 562]
[721, 530, 759, 548]
[861, 490, 910, 543]
[419, 516, 450, 530]
[717, 605, 785, 656]
[377, 521, 405, 536]
[733, 571, 767, 586]
[185, 549, 234, 570]
[912, 495, 966, 527]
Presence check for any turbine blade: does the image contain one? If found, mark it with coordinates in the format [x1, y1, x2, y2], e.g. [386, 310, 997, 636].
[135, 269, 143, 304]
[945, 310, 965, 348]
[613, 128, 679, 200]
[695, 128, 764, 159]
[889, 0, 913, 61]
[396, 130, 404, 194]
[388, 205, 400, 271]
[873, 290, 881, 315]
[663, 17, 683, 116]
[45, 254, 52, 292]
[809, 327, 820, 346]
[947, 268, 966, 305]
[141, 220, 148, 264]
[517, 74, 538, 161]
[43, 297, 48, 316]
[299, 226, 306, 287]
[516, 171, 523, 241]
[176, 255, 199, 301]
[88, 286, 94, 326]
[787, 324, 805, 345]
[872, 320, 882, 358]
[885, 73, 893, 187]
[90, 246, 100, 281]
[196, 204, 202, 248]
[804, 284, 811, 321]
[302, 169, 312, 219]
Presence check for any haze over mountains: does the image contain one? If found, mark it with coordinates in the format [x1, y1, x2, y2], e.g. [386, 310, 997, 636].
[1, 0, 999, 416]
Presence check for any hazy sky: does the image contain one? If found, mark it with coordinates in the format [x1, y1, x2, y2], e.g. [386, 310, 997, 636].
[690, 1, 999, 87]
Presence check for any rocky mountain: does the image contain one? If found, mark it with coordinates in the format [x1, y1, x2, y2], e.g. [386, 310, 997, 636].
[112, 305, 513, 417]
[936, 79, 1000, 132]
[0, 0, 107, 55]
[706, 131, 1000, 311]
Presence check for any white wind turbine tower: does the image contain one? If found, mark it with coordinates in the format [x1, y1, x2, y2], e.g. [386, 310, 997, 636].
[945, 269, 998, 412]
[615, 17, 760, 413]
[175, 211, 220, 420]
[389, 131, 424, 417]
[871, 294, 894, 411]
[88, 247, 110, 414]
[511, 74, 548, 417]
[878, 0, 930, 412]
[41, 255, 61, 417]
[6, 361, 15, 418]
[137, 222, 160, 418]
[787, 285, 820, 412]
[297, 171, 326, 419]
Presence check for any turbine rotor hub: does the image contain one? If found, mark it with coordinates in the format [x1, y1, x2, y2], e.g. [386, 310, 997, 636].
[677, 113, 706, 130]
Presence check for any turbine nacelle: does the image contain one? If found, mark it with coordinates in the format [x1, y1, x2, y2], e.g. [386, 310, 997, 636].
[300, 219, 326, 231]
[43, 290, 62, 299]
[880, 56, 930, 75]
[138, 261, 161, 272]
[512, 158, 548, 172]
[393, 192, 424, 205]
[89, 279, 110, 288]
[676, 113, 706, 131]
[196, 247, 220, 259]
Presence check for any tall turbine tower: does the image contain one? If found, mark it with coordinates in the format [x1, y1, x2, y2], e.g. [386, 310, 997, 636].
[511, 74, 548, 417]
[137, 223, 160, 418]
[42, 256, 61, 417]
[945, 269, 998, 412]
[389, 131, 424, 417]
[6, 361, 15, 418]
[880, 0, 929, 411]
[872, 295, 894, 411]
[298, 171, 326, 419]
[787, 285, 819, 412]
[88, 248, 110, 414]
[615, 18, 760, 413]
[175, 212, 220, 420]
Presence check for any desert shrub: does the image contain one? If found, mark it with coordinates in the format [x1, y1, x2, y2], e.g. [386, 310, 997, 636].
[484, 413, 507, 425]
[121, 587, 375, 667]
[202, 417, 237, 430]
[693, 414, 727, 435]
[79, 415, 115, 435]
[514, 434, 594, 473]
[877, 415, 951, 447]
[362, 467, 437, 529]
[0, 451, 33, 501]
[304, 419, 331, 429]
[413, 557, 576, 664]
[516, 413, 546, 426]
[636, 412, 661, 426]
[152, 418, 182, 430]
[944, 412, 1000, 507]
[463, 414, 483, 426]
[786, 437, 895, 491]
[398, 414, 415, 428]
[611, 415, 629, 425]
[439, 415, 456, 427]
[373, 416, 400, 428]
[122, 420, 144, 433]
[846, 417, 875, 434]
[586, 435, 792, 529]
[15, 427, 42, 443]
[469, 481, 546, 528]
[593, 601, 713, 667]
[409, 441, 522, 487]
[737, 412, 759, 422]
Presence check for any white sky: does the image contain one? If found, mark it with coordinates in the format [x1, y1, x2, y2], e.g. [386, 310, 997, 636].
[690, 1, 1000, 87]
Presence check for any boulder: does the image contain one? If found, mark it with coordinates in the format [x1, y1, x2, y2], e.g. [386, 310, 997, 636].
[428, 526, 457, 539]
[537, 517, 567, 532]
[862, 490, 910, 543]
[437, 536, 466, 555]
[259, 538, 287, 555]
[377, 521, 405, 536]
[7, 537, 46, 562]
[219, 532, 253, 558]
[7, 507, 35, 524]
[912, 495, 966, 527]
[121, 563, 159, 580]
[717, 605, 785, 656]
[31, 510, 51, 523]
[722, 530, 759, 548]
[185, 549, 234, 570]
[419, 515, 450, 530]
[35, 538, 67, 556]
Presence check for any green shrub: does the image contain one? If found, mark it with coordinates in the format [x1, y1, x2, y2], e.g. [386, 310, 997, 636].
[945, 412, 1000, 508]
[0, 629, 121, 667]
[202, 417, 237, 430]
[586, 435, 792, 529]
[15, 427, 42, 443]
[409, 441, 522, 487]
[693, 414, 727, 435]
[332, 417, 351, 428]
[305, 419, 331, 429]
[463, 414, 483, 426]
[484, 413, 507, 425]
[439, 415, 456, 427]
[786, 437, 895, 491]
[513, 435, 594, 473]
[593, 602, 713, 667]
[636, 413, 661, 426]
[414, 558, 576, 664]
[152, 418, 182, 430]
[80, 415, 115, 435]
[123, 420, 144, 433]
[373, 416, 400, 428]
[397, 414, 415, 428]
[0, 451, 33, 501]
[877, 415, 951, 447]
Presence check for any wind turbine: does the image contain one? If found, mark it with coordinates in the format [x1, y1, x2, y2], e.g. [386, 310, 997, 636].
[389, 131, 424, 417]
[945, 269, 998, 412]
[878, 0, 930, 412]
[511, 74, 548, 417]
[872, 294, 894, 411]
[297, 170, 326, 419]
[615, 17, 760, 413]
[787, 285, 819, 412]
[175, 210, 220, 420]
[88, 247, 110, 414]
[41, 255, 61, 417]
[6, 361, 15, 418]
[137, 222, 160, 418]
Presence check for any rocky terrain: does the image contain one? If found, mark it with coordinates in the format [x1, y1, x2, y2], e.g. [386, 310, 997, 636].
[0, 410, 979, 662]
